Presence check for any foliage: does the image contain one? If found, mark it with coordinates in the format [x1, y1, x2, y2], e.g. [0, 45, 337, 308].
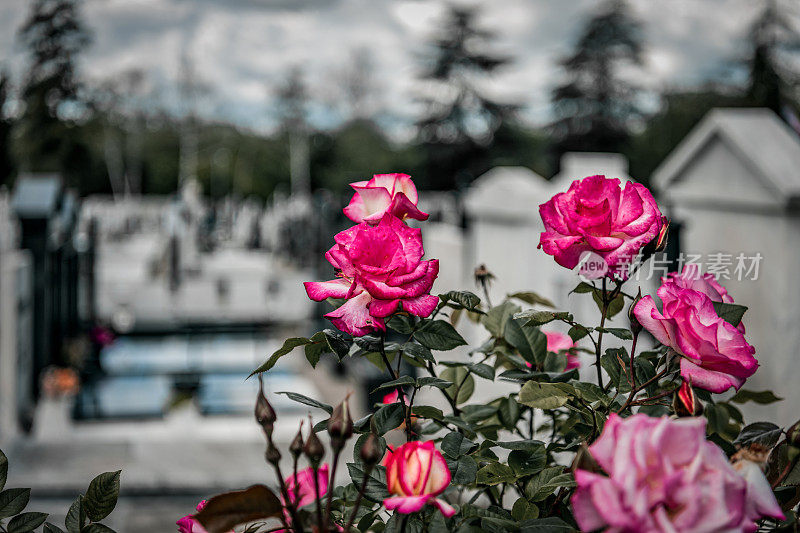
[550, 0, 644, 160]
[0, 448, 121, 533]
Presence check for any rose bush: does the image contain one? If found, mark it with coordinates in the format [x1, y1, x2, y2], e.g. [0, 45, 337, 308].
[192, 173, 799, 533]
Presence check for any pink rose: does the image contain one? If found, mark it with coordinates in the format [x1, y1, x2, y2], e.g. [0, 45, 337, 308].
[276, 465, 332, 533]
[572, 414, 784, 533]
[384, 441, 456, 518]
[665, 264, 745, 332]
[344, 173, 429, 225]
[304, 214, 439, 337]
[538, 175, 664, 278]
[633, 278, 757, 393]
[525, 332, 580, 371]
[545, 331, 580, 370]
[177, 501, 217, 533]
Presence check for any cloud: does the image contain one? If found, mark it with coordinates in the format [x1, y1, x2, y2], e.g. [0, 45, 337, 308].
[0, 0, 766, 136]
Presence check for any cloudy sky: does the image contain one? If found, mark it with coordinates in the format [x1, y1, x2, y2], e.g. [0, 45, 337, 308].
[0, 0, 767, 136]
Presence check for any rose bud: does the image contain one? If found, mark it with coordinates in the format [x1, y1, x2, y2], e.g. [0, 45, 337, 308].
[359, 434, 383, 468]
[289, 424, 305, 459]
[265, 439, 282, 465]
[383, 441, 456, 518]
[673, 380, 702, 417]
[786, 420, 800, 448]
[642, 216, 670, 257]
[328, 394, 353, 450]
[303, 419, 325, 467]
[473, 264, 495, 287]
[570, 442, 601, 474]
[255, 375, 276, 436]
[628, 288, 643, 336]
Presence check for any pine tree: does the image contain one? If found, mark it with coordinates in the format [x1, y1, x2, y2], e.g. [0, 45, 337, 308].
[550, 0, 644, 160]
[0, 72, 14, 186]
[746, 0, 800, 114]
[415, 5, 516, 190]
[16, 0, 90, 175]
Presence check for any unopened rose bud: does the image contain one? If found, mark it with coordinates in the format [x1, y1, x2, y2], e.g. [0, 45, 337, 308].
[304, 417, 325, 466]
[642, 217, 669, 257]
[673, 380, 702, 417]
[255, 375, 277, 436]
[328, 394, 354, 450]
[628, 288, 643, 336]
[473, 264, 495, 287]
[265, 440, 282, 465]
[289, 424, 304, 459]
[360, 434, 382, 468]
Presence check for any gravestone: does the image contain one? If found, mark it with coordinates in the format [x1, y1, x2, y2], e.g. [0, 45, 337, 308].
[653, 108, 800, 425]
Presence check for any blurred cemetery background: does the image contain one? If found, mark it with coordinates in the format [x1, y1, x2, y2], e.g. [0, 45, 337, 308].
[1, 0, 800, 530]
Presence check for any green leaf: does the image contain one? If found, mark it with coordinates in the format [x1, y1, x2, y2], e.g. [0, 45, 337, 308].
[43, 523, 66, 533]
[495, 440, 546, 452]
[468, 363, 495, 380]
[508, 447, 546, 476]
[386, 315, 415, 334]
[571, 282, 595, 294]
[567, 324, 591, 343]
[508, 292, 555, 308]
[411, 405, 444, 420]
[514, 310, 572, 327]
[592, 290, 625, 318]
[440, 291, 482, 311]
[372, 376, 415, 393]
[441, 432, 477, 458]
[8, 512, 48, 533]
[597, 327, 633, 340]
[461, 404, 498, 423]
[194, 485, 282, 533]
[520, 517, 576, 532]
[498, 397, 520, 428]
[0, 488, 30, 519]
[415, 376, 453, 389]
[81, 525, 116, 533]
[512, 499, 539, 521]
[482, 301, 521, 338]
[413, 320, 467, 351]
[402, 342, 435, 363]
[525, 467, 574, 501]
[277, 392, 333, 414]
[371, 403, 404, 435]
[323, 329, 351, 360]
[476, 463, 515, 485]
[712, 302, 748, 327]
[450, 455, 478, 485]
[518, 382, 574, 410]
[735, 422, 784, 448]
[64, 496, 84, 533]
[347, 464, 389, 503]
[505, 319, 547, 365]
[303, 331, 328, 368]
[0, 449, 7, 491]
[84, 470, 121, 522]
[441, 367, 475, 405]
[730, 389, 783, 405]
[250, 337, 313, 376]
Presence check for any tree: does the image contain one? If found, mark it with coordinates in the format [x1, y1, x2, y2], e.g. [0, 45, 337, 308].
[415, 5, 517, 190]
[274, 67, 311, 196]
[745, 0, 800, 114]
[0, 72, 14, 186]
[550, 0, 644, 162]
[16, 0, 91, 181]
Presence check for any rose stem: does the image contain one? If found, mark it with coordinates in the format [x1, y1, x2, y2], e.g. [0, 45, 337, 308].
[312, 462, 324, 531]
[343, 465, 372, 532]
